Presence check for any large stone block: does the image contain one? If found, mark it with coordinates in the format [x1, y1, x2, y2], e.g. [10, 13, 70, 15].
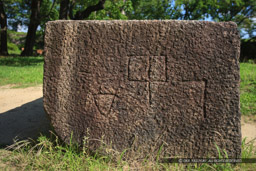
[43, 20, 241, 158]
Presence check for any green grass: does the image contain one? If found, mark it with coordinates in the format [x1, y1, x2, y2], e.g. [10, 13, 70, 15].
[0, 56, 44, 88]
[0, 133, 255, 170]
[240, 62, 256, 115]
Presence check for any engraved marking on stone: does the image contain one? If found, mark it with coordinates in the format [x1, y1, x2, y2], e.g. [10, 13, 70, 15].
[182, 80, 207, 119]
[128, 56, 206, 118]
[94, 94, 115, 115]
[128, 56, 149, 81]
[148, 82, 151, 105]
[203, 80, 207, 118]
[99, 83, 116, 94]
[128, 56, 167, 104]
[149, 56, 166, 81]
[128, 56, 167, 82]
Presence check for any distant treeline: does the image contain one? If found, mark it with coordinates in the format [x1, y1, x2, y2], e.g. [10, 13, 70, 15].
[0, 0, 256, 57]
[241, 38, 256, 62]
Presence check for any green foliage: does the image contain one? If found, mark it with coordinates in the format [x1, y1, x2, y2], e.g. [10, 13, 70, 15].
[4, 0, 30, 31]
[7, 30, 26, 39]
[2, 0, 256, 56]
[7, 42, 20, 55]
[39, 0, 59, 30]
[175, 0, 209, 20]
[207, 0, 256, 38]
[87, 0, 133, 20]
[6, 30, 26, 55]
[126, 0, 179, 19]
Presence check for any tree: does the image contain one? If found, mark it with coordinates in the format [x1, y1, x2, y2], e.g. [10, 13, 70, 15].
[21, 0, 57, 56]
[0, 0, 8, 55]
[21, 0, 42, 56]
[59, 0, 69, 19]
[88, 0, 133, 20]
[208, 0, 256, 38]
[21, 0, 107, 56]
[3, 0, 254, 56]
[126, 0, 179, 20]
[175, 0, 209, 20]
[59, 0, 106, 20]
[5, 0, 30, 32]
[37, 0, 59, 49]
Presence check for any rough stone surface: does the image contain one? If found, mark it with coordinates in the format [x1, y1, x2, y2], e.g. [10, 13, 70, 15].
[43, 20, 241, 158]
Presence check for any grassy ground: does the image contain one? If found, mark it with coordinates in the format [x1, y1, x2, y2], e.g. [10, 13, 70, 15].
[0, 57, 255, 170]
[240, 62, 256, 116]
[0, 133, 255, 170]
[0, 56, 43, 88]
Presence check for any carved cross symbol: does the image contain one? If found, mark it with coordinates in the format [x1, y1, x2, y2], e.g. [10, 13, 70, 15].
[128, 56, 206, 119]
[129, 56, 167, 81]
[94, 56, 167, 116]
[94, 55, 206, 121]
[128, 56, 167, 105]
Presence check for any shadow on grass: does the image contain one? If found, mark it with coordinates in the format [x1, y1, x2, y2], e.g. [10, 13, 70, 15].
[0, 56, 44, 67]
[0, 98, 52, 148]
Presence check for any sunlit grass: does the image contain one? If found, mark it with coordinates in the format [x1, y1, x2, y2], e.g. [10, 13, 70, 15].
[0, 56, 43, 88]
[0, 132, 255, 170]
[240, 62, 256, 116]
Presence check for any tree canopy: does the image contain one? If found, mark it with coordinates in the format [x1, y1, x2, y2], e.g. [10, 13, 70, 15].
[0, 0, 255, 56]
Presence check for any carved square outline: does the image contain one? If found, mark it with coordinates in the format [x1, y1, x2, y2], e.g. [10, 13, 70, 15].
[149, 56, 167, 82]
[128, 56, 167, 82]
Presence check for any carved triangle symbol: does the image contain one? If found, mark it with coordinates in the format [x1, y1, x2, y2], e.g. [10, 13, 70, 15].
[94, 94, 114, 115]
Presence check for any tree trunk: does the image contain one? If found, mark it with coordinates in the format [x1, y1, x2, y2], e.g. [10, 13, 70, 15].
[59, 0, 69, 19]
[59, 0, 106, 20]
[21, 0, 42, 56]
[0, 0, 8, 56]
[74, 0, 106, 20]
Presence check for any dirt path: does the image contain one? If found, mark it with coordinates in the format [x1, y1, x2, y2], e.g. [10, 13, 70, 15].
[0, 85, 51, 145]
[241, 117, 256, 146]
[0, 85, 43, 113]
[0, 85, 255, 146]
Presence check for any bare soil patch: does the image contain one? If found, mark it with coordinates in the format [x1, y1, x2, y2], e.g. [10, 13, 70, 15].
[0, 85, 51, 145]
